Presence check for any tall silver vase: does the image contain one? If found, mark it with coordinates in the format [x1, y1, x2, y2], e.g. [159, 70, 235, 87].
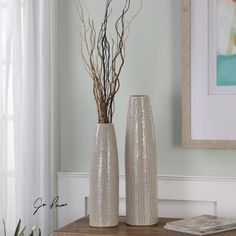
[90, 123, 119, 227]
[125, 95, 158, 226]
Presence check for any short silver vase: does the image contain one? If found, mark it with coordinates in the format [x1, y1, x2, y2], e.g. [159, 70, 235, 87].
[90, 123, 119, 227]
[125, 95, 158, 226]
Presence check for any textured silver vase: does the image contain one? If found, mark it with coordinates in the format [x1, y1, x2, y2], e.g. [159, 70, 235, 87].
[90, 123, 119, 227]
[125, 95, 158, 226]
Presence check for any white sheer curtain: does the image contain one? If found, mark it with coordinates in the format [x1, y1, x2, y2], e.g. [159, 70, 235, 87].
[0, 0, 57, 235]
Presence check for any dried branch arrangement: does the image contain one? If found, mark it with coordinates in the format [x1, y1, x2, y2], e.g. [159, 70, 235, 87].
[75, 0, 142, 123]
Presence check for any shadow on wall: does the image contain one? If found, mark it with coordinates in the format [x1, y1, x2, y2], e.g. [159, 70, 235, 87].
[170, 0, 182, 147]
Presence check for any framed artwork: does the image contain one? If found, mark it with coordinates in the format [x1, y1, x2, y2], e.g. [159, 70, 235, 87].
[182, 0, 236, 148]
[209, 0, 236, 94]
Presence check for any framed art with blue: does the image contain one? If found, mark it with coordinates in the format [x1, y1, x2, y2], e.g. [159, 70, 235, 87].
[182, 0, 236, 148]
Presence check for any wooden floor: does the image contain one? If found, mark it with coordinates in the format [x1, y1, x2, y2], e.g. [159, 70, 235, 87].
[53, 216, 236, 236]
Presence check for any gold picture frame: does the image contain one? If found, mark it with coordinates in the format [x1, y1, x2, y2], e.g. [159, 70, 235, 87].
[181, 0, 236, 148]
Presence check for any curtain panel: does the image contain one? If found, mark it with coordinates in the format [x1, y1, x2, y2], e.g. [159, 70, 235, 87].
[0, 0, 57, 235]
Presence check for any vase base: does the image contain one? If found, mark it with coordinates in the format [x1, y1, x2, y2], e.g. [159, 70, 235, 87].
[89, 223, 119, 228]
[126, 220, 159, 227]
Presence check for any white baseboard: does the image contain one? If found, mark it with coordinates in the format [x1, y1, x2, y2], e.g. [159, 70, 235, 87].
[57, 172, 236, 227]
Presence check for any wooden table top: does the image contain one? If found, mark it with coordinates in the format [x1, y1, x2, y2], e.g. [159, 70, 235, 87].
[53, 216, 236, 236]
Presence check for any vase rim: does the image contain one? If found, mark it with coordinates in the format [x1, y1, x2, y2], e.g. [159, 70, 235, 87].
[130, 95, 149, 98]
[97, 123, 114, 126]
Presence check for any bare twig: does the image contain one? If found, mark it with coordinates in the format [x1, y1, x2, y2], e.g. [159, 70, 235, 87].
[75, 0, 142, 123]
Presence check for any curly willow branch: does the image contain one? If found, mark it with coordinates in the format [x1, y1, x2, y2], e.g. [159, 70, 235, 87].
[75, 0, 142, 123]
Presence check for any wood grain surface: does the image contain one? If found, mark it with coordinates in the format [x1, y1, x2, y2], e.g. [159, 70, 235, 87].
[53, 216, 236, 236]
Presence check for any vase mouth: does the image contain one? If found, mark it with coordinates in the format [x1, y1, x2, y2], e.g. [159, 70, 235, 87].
[97, 123, 114, 126]
[130, 95, 149, 100]
[130, 95, 148, 98]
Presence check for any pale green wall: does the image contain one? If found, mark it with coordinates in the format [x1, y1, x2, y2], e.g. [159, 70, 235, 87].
[58, 0, 236, 176]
